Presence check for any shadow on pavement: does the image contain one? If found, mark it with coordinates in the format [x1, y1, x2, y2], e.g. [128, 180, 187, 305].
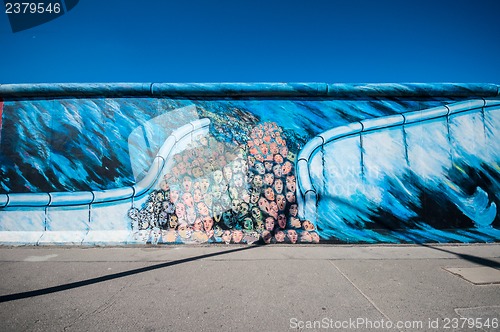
[420, 244, 500, 269]
[0, 245, 258, 303]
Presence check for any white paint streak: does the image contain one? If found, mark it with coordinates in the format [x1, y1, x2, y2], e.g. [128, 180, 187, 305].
[24, 254, 58, 262]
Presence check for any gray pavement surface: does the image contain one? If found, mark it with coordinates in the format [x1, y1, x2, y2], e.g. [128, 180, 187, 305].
[0, 244, 499, 332]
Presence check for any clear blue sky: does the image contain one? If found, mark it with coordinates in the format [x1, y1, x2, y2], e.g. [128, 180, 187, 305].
[1, 0, 499, 84]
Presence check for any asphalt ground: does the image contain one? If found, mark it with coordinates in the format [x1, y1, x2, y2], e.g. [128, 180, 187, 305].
[0, 243, 499, 332]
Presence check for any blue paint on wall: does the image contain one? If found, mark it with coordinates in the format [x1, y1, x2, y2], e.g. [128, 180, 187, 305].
[0, 83, 499, 244]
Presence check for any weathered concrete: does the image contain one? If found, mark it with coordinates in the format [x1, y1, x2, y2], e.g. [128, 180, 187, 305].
[444, 267, 500, 285]
[0, 244, 499, 331]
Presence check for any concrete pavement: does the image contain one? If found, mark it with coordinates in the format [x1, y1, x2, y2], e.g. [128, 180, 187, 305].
[0, 244, 499, 331]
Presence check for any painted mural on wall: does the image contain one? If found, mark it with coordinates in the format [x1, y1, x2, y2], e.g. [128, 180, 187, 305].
[128, 120, 318, 244]
[129, 118, 319, 243]
[0, 91, 499, 244]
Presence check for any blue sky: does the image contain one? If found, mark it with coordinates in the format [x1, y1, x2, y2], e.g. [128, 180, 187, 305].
[1, 0, 499, 84]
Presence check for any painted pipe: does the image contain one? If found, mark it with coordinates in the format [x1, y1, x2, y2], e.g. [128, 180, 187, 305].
[0, 118, 210, 208]
[296, 99, 500, 223]
[1, 83, 499, 99]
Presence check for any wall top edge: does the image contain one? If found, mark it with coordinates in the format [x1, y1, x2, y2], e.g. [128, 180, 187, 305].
[0, 83, 499, 99]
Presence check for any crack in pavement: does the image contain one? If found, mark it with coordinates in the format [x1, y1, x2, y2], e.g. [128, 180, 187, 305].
[328, 260, 394, 324]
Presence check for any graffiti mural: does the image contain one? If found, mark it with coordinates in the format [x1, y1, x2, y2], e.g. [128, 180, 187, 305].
[128, 120, 319, 244]
[0, 83, 499, 245]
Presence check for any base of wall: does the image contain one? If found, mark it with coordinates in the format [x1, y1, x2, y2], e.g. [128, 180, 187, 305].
[0, 230, 145, 246]
[0, 231, 45, 245]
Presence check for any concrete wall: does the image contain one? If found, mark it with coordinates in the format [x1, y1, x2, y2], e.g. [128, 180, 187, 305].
[0, 83, 499, 245]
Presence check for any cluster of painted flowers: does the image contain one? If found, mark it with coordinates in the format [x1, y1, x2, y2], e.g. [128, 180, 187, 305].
[128, 121, 319, 244]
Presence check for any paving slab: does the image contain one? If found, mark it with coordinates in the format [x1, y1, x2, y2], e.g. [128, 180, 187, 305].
[1, 243, 499, 262]
[0, 244, 499, 332]
[444, 267, 500, 285]
[0, 246, 386, 332]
